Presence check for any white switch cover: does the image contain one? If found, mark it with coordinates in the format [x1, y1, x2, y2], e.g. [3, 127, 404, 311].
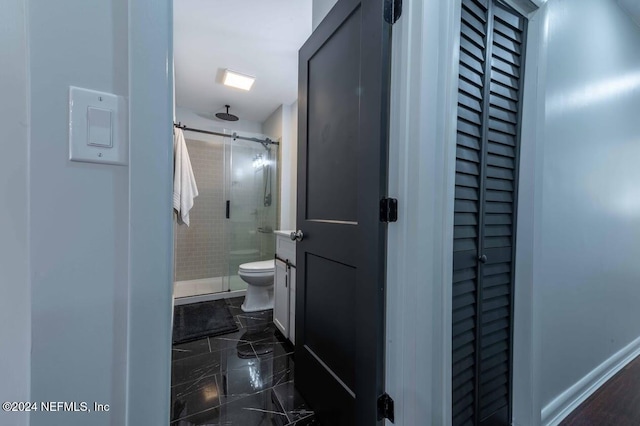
[87, 107, 113, 147]
[69, 86, 128, 165]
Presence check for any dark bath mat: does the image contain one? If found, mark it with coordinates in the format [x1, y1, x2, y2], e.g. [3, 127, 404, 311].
[173, 299, 238, 344]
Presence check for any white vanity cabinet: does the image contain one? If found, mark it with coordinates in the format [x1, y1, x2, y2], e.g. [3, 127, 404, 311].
[274, 231, 296, 343]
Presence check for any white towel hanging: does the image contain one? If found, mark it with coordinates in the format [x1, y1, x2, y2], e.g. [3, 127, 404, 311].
[173, 128, 198, 226]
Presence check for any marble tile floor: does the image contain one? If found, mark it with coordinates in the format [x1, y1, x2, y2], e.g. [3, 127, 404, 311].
[171, 297, 317, 425]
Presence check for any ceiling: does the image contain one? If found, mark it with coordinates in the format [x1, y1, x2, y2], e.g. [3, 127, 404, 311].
[618, 0, 640, 26]
[174, 0, 313, 123]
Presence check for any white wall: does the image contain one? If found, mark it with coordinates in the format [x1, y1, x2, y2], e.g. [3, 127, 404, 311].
[27, 0, 129, 424]
[535, 0, 640, 421]
[262, 103, 298, 230]
[0, 0, 30, 425]
[282, 102, 298, 230]
[263, 105, 284, 141]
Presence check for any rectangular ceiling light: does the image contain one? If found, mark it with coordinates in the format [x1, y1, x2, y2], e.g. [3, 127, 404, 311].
[223, 69, 255, 91]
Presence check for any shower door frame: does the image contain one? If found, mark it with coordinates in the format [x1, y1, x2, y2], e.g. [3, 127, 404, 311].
[173, 129, 279, 303]
[225, 131, 279, 292]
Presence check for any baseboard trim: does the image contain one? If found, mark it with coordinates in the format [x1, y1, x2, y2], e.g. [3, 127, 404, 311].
[541, 335, 640, 425]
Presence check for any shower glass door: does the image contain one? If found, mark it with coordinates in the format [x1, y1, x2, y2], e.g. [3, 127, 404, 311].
[226, 136, 279, 291]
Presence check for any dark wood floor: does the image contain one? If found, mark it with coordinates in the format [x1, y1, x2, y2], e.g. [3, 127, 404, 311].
[561, 355, 640, 425]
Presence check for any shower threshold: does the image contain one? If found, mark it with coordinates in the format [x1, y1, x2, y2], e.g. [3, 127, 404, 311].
[174, 276, 246, 306]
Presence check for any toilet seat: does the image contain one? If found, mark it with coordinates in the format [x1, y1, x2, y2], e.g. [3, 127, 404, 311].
[238, 260, 275, 275]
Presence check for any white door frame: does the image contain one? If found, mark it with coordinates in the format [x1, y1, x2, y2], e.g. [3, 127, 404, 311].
[385, 0, 462, 423]
[385, 0, 545, 424]
[125, 0, 546, 424]
[127, 0, 175, 424]
[511, 2, 547, 424]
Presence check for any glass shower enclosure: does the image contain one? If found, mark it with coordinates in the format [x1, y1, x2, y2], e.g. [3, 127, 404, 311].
[173, 129, 278, 301]
[226, 136, 279, 292]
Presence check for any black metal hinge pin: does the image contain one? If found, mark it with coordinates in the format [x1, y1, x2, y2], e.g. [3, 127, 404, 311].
[380, 198, 398, 223]
[384, 0, 403, 25]
[377, 393, 395, 423]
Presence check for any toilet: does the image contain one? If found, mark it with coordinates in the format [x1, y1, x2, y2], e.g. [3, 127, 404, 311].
[238, 259, 275, 312]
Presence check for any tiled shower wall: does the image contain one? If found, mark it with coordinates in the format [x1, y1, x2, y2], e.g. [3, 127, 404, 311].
[174, 138, 229, 281]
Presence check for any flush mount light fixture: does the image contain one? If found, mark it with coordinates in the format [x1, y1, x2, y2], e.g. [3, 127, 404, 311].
[223, 69, 255, 91]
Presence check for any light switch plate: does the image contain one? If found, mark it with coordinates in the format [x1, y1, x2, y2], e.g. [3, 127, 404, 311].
[69, 86, 128, 166]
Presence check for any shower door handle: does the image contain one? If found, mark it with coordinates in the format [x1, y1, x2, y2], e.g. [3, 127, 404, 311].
[290, 230, 304, 242]
[226, 200, 230, 219]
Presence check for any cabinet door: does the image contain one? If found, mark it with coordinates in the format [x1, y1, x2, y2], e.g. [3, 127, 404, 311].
[273, 259, 289, 336]
[289, 267, 296, 344]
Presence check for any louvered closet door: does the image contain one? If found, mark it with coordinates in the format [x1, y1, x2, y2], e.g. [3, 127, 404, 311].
[452, 1, 527, 425]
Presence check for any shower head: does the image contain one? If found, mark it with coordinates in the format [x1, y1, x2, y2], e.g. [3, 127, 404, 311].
[215, 105, 239, 122]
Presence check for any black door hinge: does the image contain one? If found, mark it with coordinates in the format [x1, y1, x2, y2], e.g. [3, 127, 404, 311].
[384, 0, 402, 25]
[377, 393, 395, 423]
[380, 198, 398, 223]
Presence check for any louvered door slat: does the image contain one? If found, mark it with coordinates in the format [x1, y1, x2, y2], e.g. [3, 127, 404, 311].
[454, 341, 476, 364]
[484, 214, 511, 226]
[454, 317, 476, 337]
[491, 86, 519, 104]
[485, 178, 514, 191]
[463, 26, 486, 51]
[488, 130, 516, 147]
[459, 119, 482, 138]
[485, 193, 513, 206]
[456, 174, 481, 189]
[494, 6, 524, 31]
[454, 371, 475, 400]
[483, 317, 509, 334]
[487, 142, 515, 158]
[491, 57, 520, 78]
[462, 37, 486, 62]
[458, 133, 482, 151]
[459, 106, 483, 126]
[456, 186, 480, 201]
[453, 280, 476, 298]
[487, 167, 515, 180]
[464, 0, 487, 22]
[483, 273, 510, 288]
[490, 71, 520, 92]
[454, 267, 477, 282]
[462, 9, 487, 36]
[493, 20, 523, 42]
[460, 78, 484, 100]
[489, 93, 517, 113]
[480, 394, 508, 419]
[477, 3, 525, 424]
[452, 2, 488, 424]
[493, 33, 521, 55]
[492, 45, 521, 66]
[484, 224, 512, 236]
[453, 1, 526, 425]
